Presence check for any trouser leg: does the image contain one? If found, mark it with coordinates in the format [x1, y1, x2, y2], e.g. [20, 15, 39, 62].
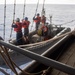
[16, 32, 23, 45]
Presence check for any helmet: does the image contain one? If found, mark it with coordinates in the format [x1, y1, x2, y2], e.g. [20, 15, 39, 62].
[37, 13, 40, 16]
[16, 18, 20, 22]
[24, 17, 28, 20]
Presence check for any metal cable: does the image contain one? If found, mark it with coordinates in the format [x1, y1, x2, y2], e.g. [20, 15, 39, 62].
[0, 47, 16, 74]
[23, 0, 26, 19]
[51, 19, 75, 26]
[3, 47, 18, 75]
[1, 46, 30, 75]
[10, 0, 16, 39]
[30, 0, 39, 31]
[41, 0, 45, 16]
[3, 0, 6, 40]
[0, 47, 46, 75]
[0, 46, 18, 75]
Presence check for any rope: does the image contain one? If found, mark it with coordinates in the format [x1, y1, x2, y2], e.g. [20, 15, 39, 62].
[58, 20, 75, 26]
[0, 68, 10, 75]
[23, 0, 26, 19]
[30, 0, 39, 31]
[42, 0, 45, 9]
[0, 47, 16, 73]
[12, 61, 30, 75]
[0, 47, 48, 75]
[0, 46, 30, 75]
[0, 46, 52, 75]
[0, 46, 18, 75]
[3, 0, 6, 40]
[0, 46, 47, 75]
[4, 47, 18, 75]
[10, 0, 16, 39]
[50, 19, 75, 26]
[3, 47, 31, 75]
[34, 0, 39, 17]
[41, 0, 45, 16]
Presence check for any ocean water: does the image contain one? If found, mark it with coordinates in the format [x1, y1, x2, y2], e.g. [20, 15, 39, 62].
[0, 4, 75, 41]
[0, 4, 75, 75]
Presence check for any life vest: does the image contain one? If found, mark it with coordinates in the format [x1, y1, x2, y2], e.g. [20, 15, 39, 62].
[41, 16, 46, 24]
[14, 22, 22, 32]
[22, 20, 30, 28]
[33, 16, 41, 23]
[41, 25, 48, 32]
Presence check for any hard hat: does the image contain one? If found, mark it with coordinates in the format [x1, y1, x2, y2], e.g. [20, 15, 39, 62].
[24, 17, 28, 20]
[16, 18, 20, 22]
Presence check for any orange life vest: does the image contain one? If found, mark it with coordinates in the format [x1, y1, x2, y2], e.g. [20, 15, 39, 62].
[14, 22, 22, 32]
[41, 25, 48, 32]
[34, 16, 41, 23]
[22, 20, 30, 28]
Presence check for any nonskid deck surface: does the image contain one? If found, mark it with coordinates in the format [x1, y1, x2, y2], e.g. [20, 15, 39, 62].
[50, 41, 75, 75]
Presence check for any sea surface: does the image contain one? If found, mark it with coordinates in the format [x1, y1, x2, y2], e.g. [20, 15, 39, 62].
[0, 4, 75, 75]
[0, 4, 75, 41]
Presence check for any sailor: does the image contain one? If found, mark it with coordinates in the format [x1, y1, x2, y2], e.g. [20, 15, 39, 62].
[22, 17, 30, 44]
[41, 15, 46, 24]
[41, 23, 48, 40]
[12, 18, 23, 45]
[33, 13, 41, 31]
